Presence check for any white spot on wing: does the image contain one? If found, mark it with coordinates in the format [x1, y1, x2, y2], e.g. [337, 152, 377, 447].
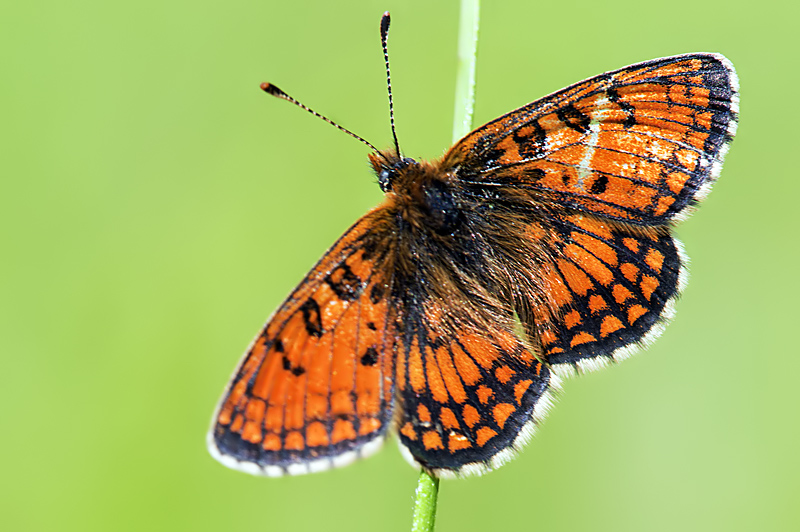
[575, 96, 610, 191]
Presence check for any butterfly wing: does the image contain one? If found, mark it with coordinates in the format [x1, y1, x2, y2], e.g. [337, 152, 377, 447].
[208, 209, 398, 476]
[436, 54, 737, 378]
[513, 213, 686, 375]
[390, 287, 552, 478]
[444, 53, 738, 225]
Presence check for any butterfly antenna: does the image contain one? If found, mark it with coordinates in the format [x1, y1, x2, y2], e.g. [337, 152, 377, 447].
[380, 12, 402, 159]
[260, 82, 388, 160]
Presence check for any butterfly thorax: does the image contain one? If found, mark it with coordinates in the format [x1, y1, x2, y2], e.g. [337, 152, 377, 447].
[367, 150, 521, 340]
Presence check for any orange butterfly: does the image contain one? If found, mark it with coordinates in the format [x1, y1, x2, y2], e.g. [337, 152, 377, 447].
[208, 13, 738, 478]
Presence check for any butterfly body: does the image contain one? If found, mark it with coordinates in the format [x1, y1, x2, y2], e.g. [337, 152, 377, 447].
[209, 53, 738, 478]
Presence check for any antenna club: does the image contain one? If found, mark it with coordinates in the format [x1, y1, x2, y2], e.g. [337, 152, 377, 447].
[380, 12, 391, 36]
[260, 82, 287, 98]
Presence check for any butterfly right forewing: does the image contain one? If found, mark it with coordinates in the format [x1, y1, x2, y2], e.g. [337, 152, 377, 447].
[445, 54, 738, 225]
[433, 54, 737, 377]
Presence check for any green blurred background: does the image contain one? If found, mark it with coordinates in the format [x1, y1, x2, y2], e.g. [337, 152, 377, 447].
[3, 0, 798, 530]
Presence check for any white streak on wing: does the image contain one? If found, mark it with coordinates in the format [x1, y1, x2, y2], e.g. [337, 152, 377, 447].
[575, 95, 610, 190]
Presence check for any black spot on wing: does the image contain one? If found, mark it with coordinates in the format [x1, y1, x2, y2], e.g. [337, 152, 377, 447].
[325, 263, 362, 302]
[370, 284, 385, 305]
[525, 168, 546, 181]
[589, 174, 608, 194]
[300, 298, 324, 338]
[360, 347, 378, 366]
[606, 86, 636, 128]
[512, 119, 547, 159]
[556, 104, 591, 133]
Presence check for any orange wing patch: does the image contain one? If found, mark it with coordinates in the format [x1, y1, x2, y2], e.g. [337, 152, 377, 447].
[209, 210, 397, 476]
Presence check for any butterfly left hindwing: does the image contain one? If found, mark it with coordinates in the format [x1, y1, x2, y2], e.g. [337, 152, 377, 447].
[391, 294, 552, 477]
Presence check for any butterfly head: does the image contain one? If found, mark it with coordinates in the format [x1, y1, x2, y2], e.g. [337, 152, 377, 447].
[370, 151, 417, 192]
[370, 151, 462, 236]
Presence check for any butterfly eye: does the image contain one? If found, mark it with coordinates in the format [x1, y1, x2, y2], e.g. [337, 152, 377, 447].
[378, 157, 418, 192]
[422, 179, 461, 235]
[378, 169, 392, 191]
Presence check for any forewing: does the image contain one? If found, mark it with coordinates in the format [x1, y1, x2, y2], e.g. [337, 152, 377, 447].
[445, 54, 738, 225]
[393, 297, 552, 478]
[208, 209, 397, 476]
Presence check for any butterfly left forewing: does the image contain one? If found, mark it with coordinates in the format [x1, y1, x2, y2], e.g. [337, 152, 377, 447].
[209, 209, 397, 476]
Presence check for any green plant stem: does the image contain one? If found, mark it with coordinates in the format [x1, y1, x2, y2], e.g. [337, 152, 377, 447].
[452, 0, 481, 143]
[411, 470, 440, 532]
[410, 2, 479, 531]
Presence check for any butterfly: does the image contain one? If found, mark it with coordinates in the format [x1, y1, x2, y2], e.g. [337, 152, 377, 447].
[208, 13, 738, 479]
